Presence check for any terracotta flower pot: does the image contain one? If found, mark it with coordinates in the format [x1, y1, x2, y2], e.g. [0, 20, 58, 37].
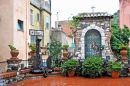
[120, 49, 128, 59]
[128, 68, 130, 73]
[30, 50, 36, 55]
[68, 71, 75, 77]
[10, 50, 19, 57]
[62, 51, 68, 60]
[111, 72, 119, 78]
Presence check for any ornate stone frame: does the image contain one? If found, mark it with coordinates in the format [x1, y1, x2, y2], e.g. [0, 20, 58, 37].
[80, 24, 106, 59]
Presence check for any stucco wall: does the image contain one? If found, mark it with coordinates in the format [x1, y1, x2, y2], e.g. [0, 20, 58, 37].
[67, 36, 73, 47]
[51, 30, 67, 45]
[0, 0, 30, 61]
[120, 0, 130, 28]
[13, 0, 30, 60]
[0, 0, 14, 61]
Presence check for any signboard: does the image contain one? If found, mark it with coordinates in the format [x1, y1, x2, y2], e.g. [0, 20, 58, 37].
[29, 29, 44, 36]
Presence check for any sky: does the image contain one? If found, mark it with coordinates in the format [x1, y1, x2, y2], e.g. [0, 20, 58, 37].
[51, 0, 119, 27]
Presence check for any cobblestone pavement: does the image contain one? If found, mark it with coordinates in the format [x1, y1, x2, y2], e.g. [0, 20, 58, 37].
[9, 76, 130, 86]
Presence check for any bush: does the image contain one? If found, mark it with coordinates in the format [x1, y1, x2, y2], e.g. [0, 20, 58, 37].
[82, 57, 103, 78]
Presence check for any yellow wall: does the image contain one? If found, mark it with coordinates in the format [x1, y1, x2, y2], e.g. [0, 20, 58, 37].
[41, 11, 51, 46]
[30, 5, 41, 30]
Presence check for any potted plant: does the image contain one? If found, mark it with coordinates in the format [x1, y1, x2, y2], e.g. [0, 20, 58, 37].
[29, 43, 36, 54]
[60, 44, 69, 60]
[60, 44, 69, 51]
[107, 61, 122, 78]
[8, 45, 19, 58]
[62, 59, 79, 77]
[82, 57, 103, 78]
[119, 45, 128, 59]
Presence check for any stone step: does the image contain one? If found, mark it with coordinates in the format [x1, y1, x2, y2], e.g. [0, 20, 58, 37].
[25, 71, 62, 78]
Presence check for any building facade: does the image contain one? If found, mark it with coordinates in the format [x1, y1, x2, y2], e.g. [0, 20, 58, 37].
[30, 0, 51, 46]
[120, 0, 130, 28]
[0, 0, 51, 61]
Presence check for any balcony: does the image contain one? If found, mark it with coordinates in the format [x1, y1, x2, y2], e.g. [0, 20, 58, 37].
[41, 1, 51, 13]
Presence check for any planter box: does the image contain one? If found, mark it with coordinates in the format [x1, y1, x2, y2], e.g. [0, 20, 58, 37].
[52, 67, 62, 71]
[21, 68, 32, 74]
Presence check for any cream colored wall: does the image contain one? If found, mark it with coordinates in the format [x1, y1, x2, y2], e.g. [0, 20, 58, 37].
[67, 36, 73, 47]
[41, 11, 51, 46]
[0, 0, 30, 61]
[30, 5, 41, 30]
[0, 0, 14, 61]
[13, 0, 30, 60]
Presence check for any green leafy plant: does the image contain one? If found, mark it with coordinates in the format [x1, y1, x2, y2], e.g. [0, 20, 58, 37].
[29, 43, 36, 51]
[60, 44, 69, 51]
[8, 45, 16, 50]
[62, 59, 79, 76]
[107, 61, 122, 72]
[127, 48, 130, 58]
[30, 46, 36, 51]
[82, 57, 103, 78]
[110, 25, 130, 57]
[49, 39, 62, 67]
[119, 45, 128, 50]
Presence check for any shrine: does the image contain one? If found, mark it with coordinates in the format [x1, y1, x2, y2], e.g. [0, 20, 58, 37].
[74, 12, 116, 60]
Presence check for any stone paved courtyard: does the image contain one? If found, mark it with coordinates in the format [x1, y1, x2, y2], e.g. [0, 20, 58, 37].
[9, 76, 130, 86]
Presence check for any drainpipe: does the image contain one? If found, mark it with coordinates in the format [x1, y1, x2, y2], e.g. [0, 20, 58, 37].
[25, 0, 28, 67]
[56, 12, 58, 29]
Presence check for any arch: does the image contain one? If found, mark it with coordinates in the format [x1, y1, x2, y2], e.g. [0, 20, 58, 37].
[80, 24, 105, 59]
[85, 29, 101, 58]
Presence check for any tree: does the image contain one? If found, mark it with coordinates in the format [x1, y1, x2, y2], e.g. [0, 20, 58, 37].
[112, 10, 119, 27]
[110, 25, 130, 57]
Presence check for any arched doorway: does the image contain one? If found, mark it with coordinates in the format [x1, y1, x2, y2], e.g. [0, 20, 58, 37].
[85, 29, 101, 58]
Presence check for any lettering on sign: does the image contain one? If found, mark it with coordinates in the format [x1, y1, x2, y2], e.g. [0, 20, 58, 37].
[29, 29, 44, 36]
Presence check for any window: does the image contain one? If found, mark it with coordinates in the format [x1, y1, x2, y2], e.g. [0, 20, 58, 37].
[30, 36, 37, 43]
[18, 20, 23, 31]
[30, 9, 34, 25]
[37, 13, 40, 22]
[45, 16, 50, 29]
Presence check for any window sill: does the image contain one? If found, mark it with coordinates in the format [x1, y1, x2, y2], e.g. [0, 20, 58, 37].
[17, 29, 24, 32]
